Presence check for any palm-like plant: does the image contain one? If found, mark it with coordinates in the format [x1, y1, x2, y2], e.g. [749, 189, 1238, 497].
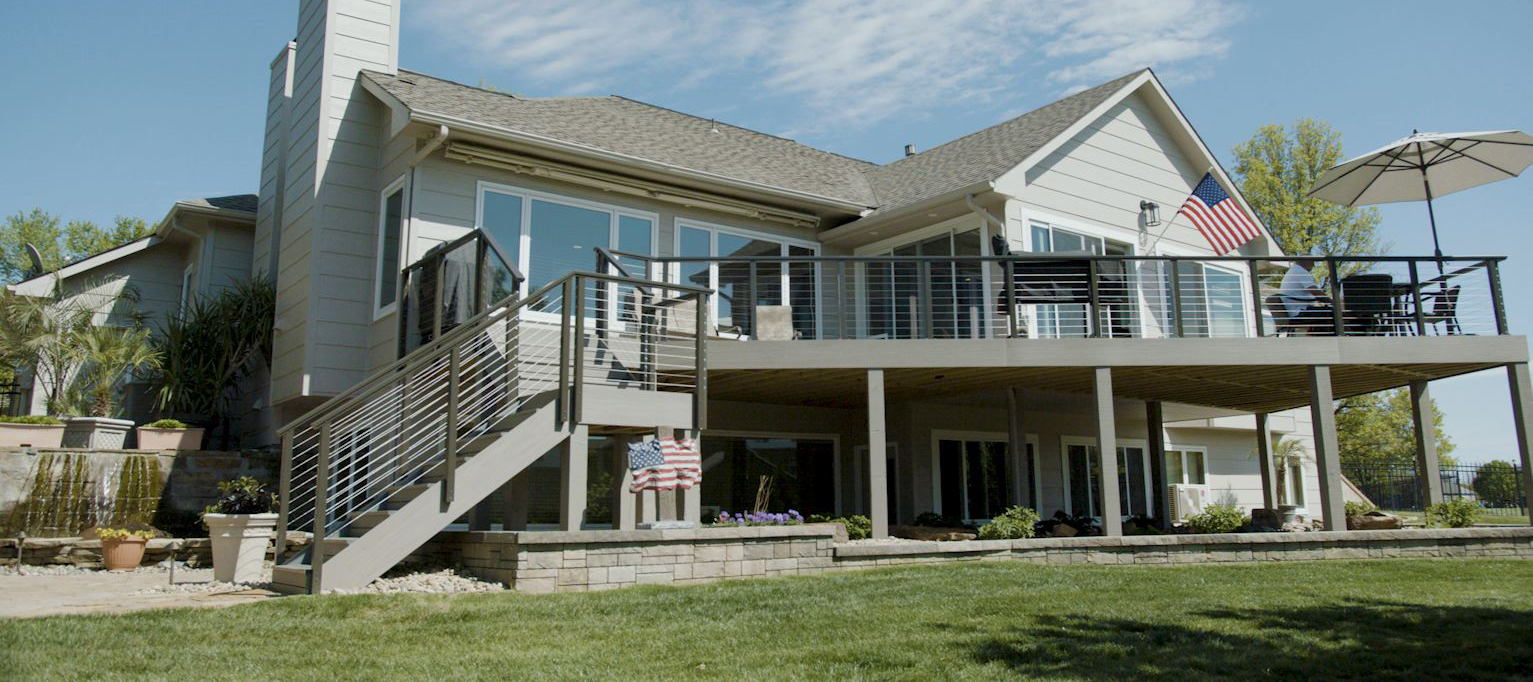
[0, 276, 144, 415]
[67, 325, 160, 417]
[1271, 436, 1310, 507]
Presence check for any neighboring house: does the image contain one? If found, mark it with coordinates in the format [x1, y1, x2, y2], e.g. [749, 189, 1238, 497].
[7, 195, 256, 429]
[31, 1, 1533, 593]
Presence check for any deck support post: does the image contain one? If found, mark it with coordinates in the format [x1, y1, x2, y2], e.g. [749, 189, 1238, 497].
[868, 369, 890, 539]
[1308, 366, 1346, 530]
[636, 434, 659, 525]
[1410, 380, 1444, 508]
[679, 429, 702, 524]
[1256, 413, 1277, 511]
[1505, 363, 1533, 527]
[559, 425, 589, 531]
[1093, 367, 1123, 536]
[612, 435, 637, 531]
[468, 500, 493, 531]
[1147, 401, 1167, 527]
[1007, 387, 1030, 509]
[503, 472, 530, 530]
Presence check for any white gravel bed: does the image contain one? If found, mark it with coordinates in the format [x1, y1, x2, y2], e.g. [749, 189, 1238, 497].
[1, 560, 197, 576]
[135, 566, 274, 595]
[327, 568, 505, 595]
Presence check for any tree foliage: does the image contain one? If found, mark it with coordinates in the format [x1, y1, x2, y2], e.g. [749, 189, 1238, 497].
[1471, 460, 1522, 508]
[1, 209, 152, 284]
[1335, 388, 1455, 468]
[1232, 118, 1385, 258]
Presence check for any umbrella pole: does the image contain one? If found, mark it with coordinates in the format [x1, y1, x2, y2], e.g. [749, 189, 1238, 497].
[1421, 167, 1444, 276]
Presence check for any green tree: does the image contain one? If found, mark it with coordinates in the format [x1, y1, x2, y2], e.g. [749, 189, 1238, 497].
[1471, 460, 1522, 508]
[0, 209, 65, 283]
[1232, 118, 1385, 258]
[63, 216, 151, 264]
[1336, 387, 1455, 468]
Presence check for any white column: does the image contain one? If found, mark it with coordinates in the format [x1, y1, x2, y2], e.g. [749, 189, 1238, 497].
[559, 424, 589, 531]
[1410, 380, 1444, 507]
[1505, 363, 1533, 528]
[1308, 366, 1345, 529]
[1093, 367, 1122, 537]
[1256, 413, 1277, 511]
[868, 369, 890, 538]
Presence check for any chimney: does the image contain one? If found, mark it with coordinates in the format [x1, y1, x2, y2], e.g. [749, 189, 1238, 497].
[904, 144, 916, 157]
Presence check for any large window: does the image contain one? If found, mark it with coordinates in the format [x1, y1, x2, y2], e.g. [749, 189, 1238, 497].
[698, 434, 837, 517]
[1165, 447, 1207, 485]
[933, 434, 1037, 522]
[374, 176, 408, 316]
[1166, 261, 1247, 337]
[865, 227, 986, 339]
[674, 221, 818, 339]
[1029, 221, 1137, 338]
[1062, 439, 1152, 519]
[478, 183, 656, 312]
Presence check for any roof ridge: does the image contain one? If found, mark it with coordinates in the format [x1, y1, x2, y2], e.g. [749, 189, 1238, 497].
[877, 68, 1147, 171]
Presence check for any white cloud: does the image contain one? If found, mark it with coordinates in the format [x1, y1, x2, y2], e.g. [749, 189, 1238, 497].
[415, 0, 1245, 131]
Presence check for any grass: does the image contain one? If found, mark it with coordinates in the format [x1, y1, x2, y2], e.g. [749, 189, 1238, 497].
[1385, 509, 1531, 526]
[4, 559, 1533, 680]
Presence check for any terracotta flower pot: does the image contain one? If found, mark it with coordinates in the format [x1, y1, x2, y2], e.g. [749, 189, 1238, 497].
[0, 423, 65, 448]
[136, 427, 205, 451]
[101, 536, 148, 571]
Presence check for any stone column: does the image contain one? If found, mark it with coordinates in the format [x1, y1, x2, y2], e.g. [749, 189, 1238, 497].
[1308, 366, 1345, 530]
[559, 424, 589, 531]
[1505, 363, 1533, 528]
[868, 369, 890, 538]
[1146, 401, 1167, 526]
[1007, 387, 1030, 508]
[1410, 380, 1444, 508]
[611, 435, 636, 531]
[1093, 367, 1122, 537]
[1256, 413, 1277, 511]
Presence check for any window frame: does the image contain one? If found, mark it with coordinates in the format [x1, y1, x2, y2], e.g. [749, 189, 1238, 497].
[1154, 242, 1254, 338]
[1059, 435, 1153, 521]
[671, 218, 820, 338]
[373, 174, 411, 320]
[1026, 218, 1138, 339]
[928, 429, 1038, 524]
[1163, 445, 1208, 486]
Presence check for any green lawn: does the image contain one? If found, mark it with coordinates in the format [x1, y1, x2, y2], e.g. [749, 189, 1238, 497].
[5, 559, 1532, 680]
[1385, 510, 1531, 526]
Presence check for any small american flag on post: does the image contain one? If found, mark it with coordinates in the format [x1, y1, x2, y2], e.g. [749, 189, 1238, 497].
[627, 436, 702, 491]
[1176, 172, 1263, 255]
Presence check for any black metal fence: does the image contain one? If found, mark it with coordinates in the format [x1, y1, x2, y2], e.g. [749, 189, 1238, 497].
[1343, 463, 1527, 516]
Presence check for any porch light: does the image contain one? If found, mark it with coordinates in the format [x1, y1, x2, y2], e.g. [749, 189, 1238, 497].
[1140, 200, 1161, 227]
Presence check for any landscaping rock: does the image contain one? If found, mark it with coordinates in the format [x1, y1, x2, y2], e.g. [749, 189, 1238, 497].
[1347, 513, 1405, 531]
[329, 568, 505, 595]
[891, 525, 977, 542]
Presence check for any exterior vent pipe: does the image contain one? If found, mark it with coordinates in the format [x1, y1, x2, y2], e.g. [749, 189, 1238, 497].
[904, 144, 916, 157]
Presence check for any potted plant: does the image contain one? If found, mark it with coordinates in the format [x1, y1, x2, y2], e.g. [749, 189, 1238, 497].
[96, 527, 154, 570]
[203, 476, 278, 584]
[58, 326, 160, 449]
[0, 415, 67, 447]
[136, 418, 205, 451]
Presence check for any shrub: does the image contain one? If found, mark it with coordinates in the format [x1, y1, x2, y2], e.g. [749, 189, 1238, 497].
[1471, 460, 1522, 508]
[977, 506, 1039, 540]
[806, 514, 872, 540]
[203, 476, 276, 518]
[1425, 499, 1480, 528]
[1344, 500, 1378, 518]
[0, 415, 64, 425]
[1185, 504, 1247, 534]
[145, 418, 189, 429]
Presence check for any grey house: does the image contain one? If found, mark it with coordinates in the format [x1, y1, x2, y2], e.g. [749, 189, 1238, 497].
[21, 0, 1531, 592]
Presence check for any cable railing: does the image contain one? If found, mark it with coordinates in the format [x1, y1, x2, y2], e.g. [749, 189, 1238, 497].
[273, 268, 711, 575]
[398, 228, 524, 356]
[603, 251, 1508, 341]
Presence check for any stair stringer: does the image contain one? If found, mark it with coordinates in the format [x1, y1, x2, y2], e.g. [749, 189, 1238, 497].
[313, 391, 570, 592]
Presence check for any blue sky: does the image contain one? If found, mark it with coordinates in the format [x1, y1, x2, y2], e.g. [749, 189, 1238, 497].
[3, 1, 1531, 462]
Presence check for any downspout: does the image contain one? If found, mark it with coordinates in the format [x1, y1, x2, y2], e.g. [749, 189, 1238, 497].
[965, 194, 1007, 246]
[402, 125, 449, 267]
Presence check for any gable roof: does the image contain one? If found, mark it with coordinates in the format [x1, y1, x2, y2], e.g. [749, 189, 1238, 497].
[364, 70, 878, 207]
[362, 69, 1148, 220]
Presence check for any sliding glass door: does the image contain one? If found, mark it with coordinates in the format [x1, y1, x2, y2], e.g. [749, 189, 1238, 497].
[675, 222, 818, 339]
[1062, 440, 1151, 519]
[865, 227, 987, 339]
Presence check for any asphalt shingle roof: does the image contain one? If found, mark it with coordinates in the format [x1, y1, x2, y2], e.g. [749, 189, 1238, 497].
[362, 68, 1145, 218]
[181, 194, 258, 214]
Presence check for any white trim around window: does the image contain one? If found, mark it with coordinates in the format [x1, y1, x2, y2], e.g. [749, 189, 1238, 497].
[476, 180, 660, 294]
[1059, 435, 1152, 520]
[671, 218, 821, 337]
[1163, 444, 1208, 486]
[373, 174, 410, 320]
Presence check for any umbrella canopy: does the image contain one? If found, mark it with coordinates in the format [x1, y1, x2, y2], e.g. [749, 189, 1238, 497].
[1308, 130, 1533, 261]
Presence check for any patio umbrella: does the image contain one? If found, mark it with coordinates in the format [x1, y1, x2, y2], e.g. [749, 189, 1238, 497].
[1307, 130, 1533, 269]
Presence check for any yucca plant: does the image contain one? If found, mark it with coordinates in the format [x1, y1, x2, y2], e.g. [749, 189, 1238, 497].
[155, 278, 274, 445]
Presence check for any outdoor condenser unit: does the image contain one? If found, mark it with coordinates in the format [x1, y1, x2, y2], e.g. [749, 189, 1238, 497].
[1167, 484, 1212, 522]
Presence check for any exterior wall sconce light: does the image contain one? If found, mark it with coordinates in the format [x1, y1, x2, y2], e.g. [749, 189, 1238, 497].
[1140, 200, 1161, 227]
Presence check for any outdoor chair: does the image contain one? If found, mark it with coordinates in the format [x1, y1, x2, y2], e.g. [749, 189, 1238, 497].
[1264, 295, 1300, 336]
[753, 305, 801, 340]
[1339, 273, 1395, 335]
[1423, 285, 1463, 335]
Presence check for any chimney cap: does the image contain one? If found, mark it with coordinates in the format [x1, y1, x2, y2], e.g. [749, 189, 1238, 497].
[903, 144, 916, 157]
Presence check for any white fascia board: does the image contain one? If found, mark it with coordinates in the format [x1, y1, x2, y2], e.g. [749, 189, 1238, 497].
[359, 75, 416, 140]
[7, 235, 161, 297]
[818, 181, 997, 244]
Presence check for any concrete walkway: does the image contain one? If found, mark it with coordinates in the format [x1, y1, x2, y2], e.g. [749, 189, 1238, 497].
[0, 568, 280, 618]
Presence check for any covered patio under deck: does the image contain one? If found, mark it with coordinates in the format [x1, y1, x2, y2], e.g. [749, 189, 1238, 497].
[702, 335, 1533, 537]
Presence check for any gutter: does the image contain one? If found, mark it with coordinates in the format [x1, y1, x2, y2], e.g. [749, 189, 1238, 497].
[964, 194, 1006, 236]
[819, 181, 995, 244]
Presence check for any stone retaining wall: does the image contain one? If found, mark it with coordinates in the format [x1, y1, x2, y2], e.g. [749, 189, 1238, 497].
[417, 526, 1533, 594]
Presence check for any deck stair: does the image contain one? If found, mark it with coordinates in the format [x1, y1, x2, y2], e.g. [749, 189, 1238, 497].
[271, 266, 710, 594]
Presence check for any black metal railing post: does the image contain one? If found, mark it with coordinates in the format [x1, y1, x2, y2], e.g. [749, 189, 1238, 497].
[694, 290, 708, 430]
[1087, 259, 1101, 338]
[918, 261, 934, 339]
[748, 261, 759, 339]
[558, 279, 573, 426]
[1488, 259, 1508, 335]
[1328, 257, 1345, 336]
[442, 345, 460, 507]
[1168, 258, 1184, 338]
[1004, 260, 1018, 338]
[572, 277, 585, 425]
[1248, 259, 1265, 338]
[836, 260, 849, 340]
[1408, 260, 1427, 336]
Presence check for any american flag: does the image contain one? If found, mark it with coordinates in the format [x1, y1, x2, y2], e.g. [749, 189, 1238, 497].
[627, 437, 701, 491]
[1176, 172, 1263, 255]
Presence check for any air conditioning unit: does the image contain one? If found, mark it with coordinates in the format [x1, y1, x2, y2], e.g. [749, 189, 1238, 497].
[1168, 484, 1211, 523]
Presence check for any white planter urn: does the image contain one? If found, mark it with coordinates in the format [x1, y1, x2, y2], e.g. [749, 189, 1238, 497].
[61, 417, 136, 448]
[205, 513, 278, 584]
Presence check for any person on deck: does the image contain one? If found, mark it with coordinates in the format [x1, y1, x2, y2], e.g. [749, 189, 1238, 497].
[1279, 258, 1334, 334]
